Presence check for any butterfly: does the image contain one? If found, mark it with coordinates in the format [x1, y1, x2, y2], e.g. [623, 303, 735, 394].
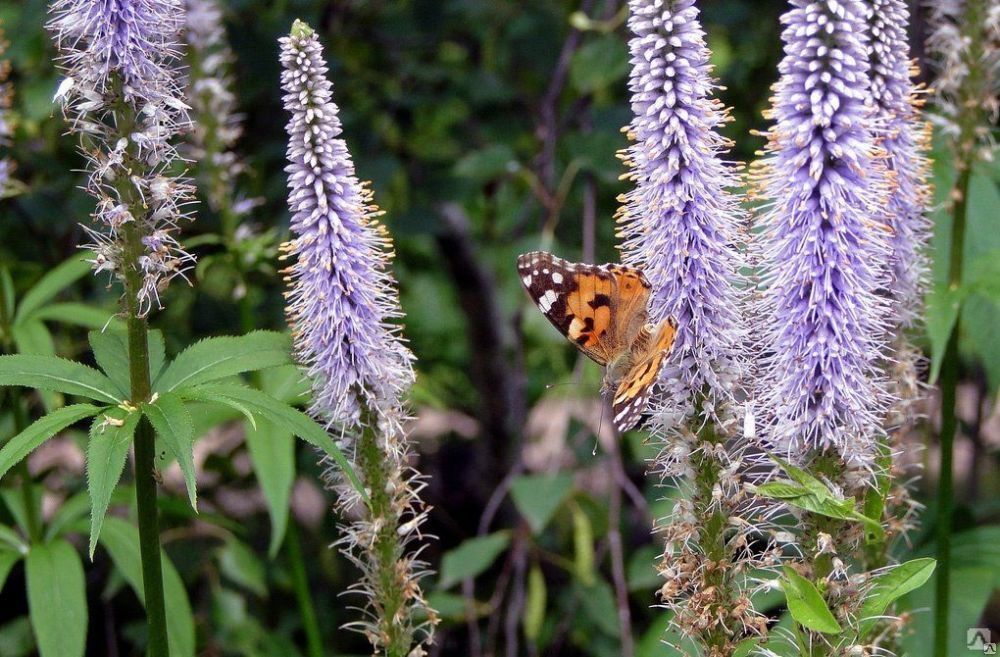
[517, 251, 677, 433]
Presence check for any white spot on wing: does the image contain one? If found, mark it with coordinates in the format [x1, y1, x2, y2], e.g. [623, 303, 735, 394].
[522, 275, 532, 286]
[538, 290, 558, 312]
[551, 272, 563, 284]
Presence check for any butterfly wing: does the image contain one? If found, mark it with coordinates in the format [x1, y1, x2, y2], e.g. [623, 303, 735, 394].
[517, 251, 650, 366]
[611, 317, 678, 432]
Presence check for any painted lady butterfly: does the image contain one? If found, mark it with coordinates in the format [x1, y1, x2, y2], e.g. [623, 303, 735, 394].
[517, 251, 677, 433]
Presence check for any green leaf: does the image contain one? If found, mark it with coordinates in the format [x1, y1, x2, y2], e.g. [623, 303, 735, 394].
[858, 558, 935, 636]
[178, 383, 364, 500]
[524, 563, 546, 642]
[924, 282, 964, 384]
[626, 545, 661, 592]
[570, 34, 628, 93]
[142, 392, 197, 509]
[454, 145, 516, 182]
[0, 267, 14, 326]
[11, 320, 55, 357]
[770, 455, 833, 499]
[86, 408, 140, 558]
[0, 616, 34, 657]
[0, 404, 101, 480]
[15, 255, 92, 323]
[439, 532, 511, 588]
[97, 517, 195, 657]
[0, 548, 21, 592]
[578, 578, 620, 637]
[509, 473, 574, 534]
[780, 566, 842, 634]
[218, 538, 267, 597]
[25, 539, 87, 657]
[154, 331, 292, 392]
[244, 418, 294, 557]
[0, 354, 122, 403]
[88, 329, 133, 397]
[44, 492, 91, 543]
[571, 503, 595, 586]
[29, 303, 121, 330]
[1, 487, 41, 538]
[753, 480, 811, 499]
[11, 321, 60, 413]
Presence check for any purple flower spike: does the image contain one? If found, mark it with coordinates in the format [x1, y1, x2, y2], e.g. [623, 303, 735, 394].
[618, 0, 747, 422]
[48, 0, 194, 315]
[279, 21, 413, 428]
[868, 0, 931, 327]
[0, 28, 12, 194]
[753, 0, 891, 463]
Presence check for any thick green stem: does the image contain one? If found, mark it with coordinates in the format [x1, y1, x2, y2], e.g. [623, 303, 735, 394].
[126, 307, 169, 657]
[358, 420, 411, 657]
[934, 163, 970, 657]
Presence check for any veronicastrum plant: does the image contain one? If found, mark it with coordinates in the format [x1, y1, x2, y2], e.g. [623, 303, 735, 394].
[0, 3, 360, 656]
[616, 0, 770, 653]
[749, 1, 935, 655]
[278, 21, 437, 656]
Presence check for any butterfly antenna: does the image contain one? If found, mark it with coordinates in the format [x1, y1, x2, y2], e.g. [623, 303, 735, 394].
[594, 396, 608, 456]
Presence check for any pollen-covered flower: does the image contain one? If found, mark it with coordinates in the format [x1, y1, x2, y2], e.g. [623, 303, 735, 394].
[279, 20, 435, 654]
[868, 0, 931, 326]
[48, 0, 194, 315]
[751, 0, 891, 463]
[618, 0, 746, 425]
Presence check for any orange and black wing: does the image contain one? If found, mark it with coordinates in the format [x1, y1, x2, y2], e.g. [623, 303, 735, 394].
[517, 251, 650, 366]
[611, 317, 678, 432]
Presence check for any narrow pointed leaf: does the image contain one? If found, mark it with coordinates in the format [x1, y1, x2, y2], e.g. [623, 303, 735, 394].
[0, 404, 101, 480]
[88, 330, 132, 397]
[781, 566, 842, 634]
[29, 303, 121, 330]
[244, 418, 294, 557]
[154, 331, 292, 392]
[25, 539, 87, 657]
[925, 282, 964, 384]
[0, 548, 20, 592]
[440, 532, 511, 588]
[178, 383, 364, 500]
[142, 392, 197, 509]
[0, 355, 121, 403]
[14, 254, 92, 323]
[96, 517, 195, 657]
[86, 408, 140, 558]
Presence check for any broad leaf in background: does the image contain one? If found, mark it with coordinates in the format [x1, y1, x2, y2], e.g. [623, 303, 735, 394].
[510, 473, 574, 534]
[25, 539, 87, 657]
[96, 517, 195, 657]
[13, 255, 92, 322]
[780, 566, 842, 634]
[924, 282, 964, 384]
[523, 563, 546, 642]
[439, 531, 511, 588]
[86, 407, 140, 557]
[570, 34, 628, 93]
[218, 537, 267, 597]
[244, 417, 294, 557]
[0, 548, 20, 591]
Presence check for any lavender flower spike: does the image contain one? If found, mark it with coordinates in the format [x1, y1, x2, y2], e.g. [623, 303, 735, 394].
[48, 0, 195, 315]
[279, 21, 413, 428]
[868, 0, 931, 327]
[618, 0, 747, 424]
[279, 20, 435, 654]
[752, 0, 891, 464]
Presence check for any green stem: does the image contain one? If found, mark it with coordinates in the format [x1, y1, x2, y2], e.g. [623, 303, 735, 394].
[286, 519, 324, 657]
[357, 418, 411, 657]
[934, 163, 971, 657]
[126, 310, 169, 657]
